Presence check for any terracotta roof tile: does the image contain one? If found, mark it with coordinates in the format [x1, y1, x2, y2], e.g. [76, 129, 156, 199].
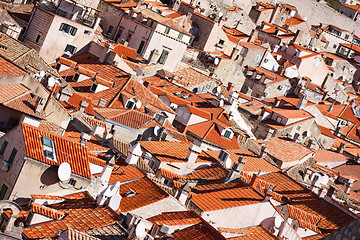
[218, 226, 279, 239]
[147, 211, 202, 226]
[173, 68, 214, 87]
[22, 123, 92, 178]
[31, 202, 65, 220]
[168, 221, 226, 240]
[0, 55, 27, 75]
[255, 137, 314, 163]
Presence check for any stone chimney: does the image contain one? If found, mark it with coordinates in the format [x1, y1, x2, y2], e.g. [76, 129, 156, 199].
[225, 157, 247, 182]
[79, 100, 89, 113]
[248, 29, 259, 43]
[125, 143, 142, 165]
[99, 156, 115, 187]
[96, 181, 121, 206]
[296, 94, 308, 110]
[292, 132, 300, 142]
[263, 187, 274, 201]
[328, 102, 335, 112]
[80, 132, 91, 146]
[58, 86, 73, 102]
[344, 179, 355, 194]
[274, 98, 281, 107]
[230, 48, 240, 60]
[307, 139, 313, 149]
[136, 0, 144, 9]
[172, 0, 181, 11]
[317, 187, 327, 198]
[35, 97, 45, 114]
[227, 82, 234, 93]
[265, 128, 275, 139]
[186, 143, 202, 165]
[334, 126, 344, 137]
[326, 186, 336, 199]
[337, 142, 346, 153]
[259, 146, 269, 158]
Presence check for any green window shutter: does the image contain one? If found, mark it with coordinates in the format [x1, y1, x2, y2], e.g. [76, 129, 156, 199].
[8, 148, 17, 164]
[0, 140, 8, 155]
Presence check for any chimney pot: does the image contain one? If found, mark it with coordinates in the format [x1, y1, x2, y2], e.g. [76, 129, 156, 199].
[259, 146, 269, 158]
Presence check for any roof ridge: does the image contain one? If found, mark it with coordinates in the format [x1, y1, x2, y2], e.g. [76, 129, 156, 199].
[31, 202, 65, 220]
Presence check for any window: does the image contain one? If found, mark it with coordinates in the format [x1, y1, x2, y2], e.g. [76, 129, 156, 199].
[55, 63, 61, 71]
[84, 30, 91, 35]
[65, 44, 77, 54]
[155, 113, 166, 125]
[158, 49, 169, 64]
[224, 130, 232, 138]
[163, 179, 169, 185]
[333, 44, 337, 49]
[137, 40, 146, 54]
[73, 73, 79, 82]
[126, 99, 135, 109]
[59, 23, 77, 36]
[164, 27, 170, 34]
[324, 41, 329, 49]
[35, 34, 41, 43]
[0, 140, 8, 156]
[0, 184, 8, 200]
[255, 55, 261, 63]
[106, 25, 113, 36]
[68, 178, 77, 186]
[341, 65, 346, 71]
[345, 34, 349, 40]
[126, 32, 133, 42]
[218, 39, 225, 47]
[149, 20, 154, 28]
[7, 148, 17, 164]
[178, 33, 184, 40]
[276, 116, 282, 123]
[90, 83, 97, 92]
[42, 136, 53, 147]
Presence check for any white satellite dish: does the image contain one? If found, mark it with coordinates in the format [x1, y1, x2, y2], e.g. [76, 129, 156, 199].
[108, 194, 121, 211]
[135, 222, 146, 238]
[225, 158, 232, 169]
[214, 57, 220, 65]
[219, 12, 223, 17]
[39, 71, 46, 78]
[48, 77, 56, 88]
[216, 86, 221, 94]
[58, 162, 71, 182]
[136, 100, 142, 109]
[136, 68, 143, 76]
[274, 215, 282, 228]
[154, 126, 160, 136]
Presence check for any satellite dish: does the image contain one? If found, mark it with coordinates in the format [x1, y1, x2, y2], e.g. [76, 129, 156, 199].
[154, 126, 160, 136]
[219, 12, 223, 17]
[136, 68, 143, 76]
[108, 194, 121, 211]
[48, 77, 56, 88]
[225, 158, 232, 169]
[216, 86, 221, 94]
[274, 215, 282, 228]
[214, 57, 220, 65]
[39, 71, 46, 78]
[136, 100, 142, 109]
[58, 162, 71, 182]
[135, 222, 146, 238]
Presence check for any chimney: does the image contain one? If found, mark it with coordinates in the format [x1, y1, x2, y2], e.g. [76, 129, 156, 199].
[99, 156, 115, 187]
[143, 81, 151, 89]
[172, 0, 181, 11]
[265, 128, 275, 138]
[334, 126, 344, 136]
[274, 98, 280, 107]
[97, 98, 107, 107]
[136, 0, 144, 9]
[186, 143, 202, 165]
[80, 132, 91, 146]
[58, 86, 73, 102]
[292, 30, 301, 44]
[186, 12, 192, 23]
[225, 157, 247, 182]
[248, 29, 258, 43]
[79, 100, 89, 113]
[326, 186, 336, 198]
[125, 143, 142, 165]
[96, 181, 121, 207]
[257, 107, 266, 121]
[264, 187, 274, 201]
[35, 97, 45, 114]
[318, 187, 327, 198]
[230, 48, 239, 60]
[328, 102, 335, 112]
[227, 82, 234, 92]
[304, 168, 311, 182]
[307, 139, 313, 149]
[292, 132, 300, 142]
[344, 179, 354, 194]
[337, 142, 346, 153]
[259, 146, 269, 158]
[296, 94, 308, 110]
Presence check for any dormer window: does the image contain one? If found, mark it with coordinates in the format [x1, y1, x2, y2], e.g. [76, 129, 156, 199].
[125, 99, 136, 109]
[73, 73, 80, 82]
[42, 136, 56, 162]
[223, 129, 233, 139]
[155, 113, 166, 125]
[90, 83, 97, 92]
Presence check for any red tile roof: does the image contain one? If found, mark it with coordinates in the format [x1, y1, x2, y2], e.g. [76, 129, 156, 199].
[22, 123, 92, 178]
[173, 68, 215, 87]
[112, 44, 138, 60]
[314, 149, 348, 163]
[167, 221, 226, 240]
[223, 26, 249, 43]
[255, 137, 314, 163]
[218, 226, 279, 240]
[190, 186, 264, 211]
[0, 55, 27, 76]
[261, 172, 354, 233]
[139, 141, 216, 163]
[147, 211, 202, 226]
[31, 202, 65, 220]
[23, 192, 121, 239]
